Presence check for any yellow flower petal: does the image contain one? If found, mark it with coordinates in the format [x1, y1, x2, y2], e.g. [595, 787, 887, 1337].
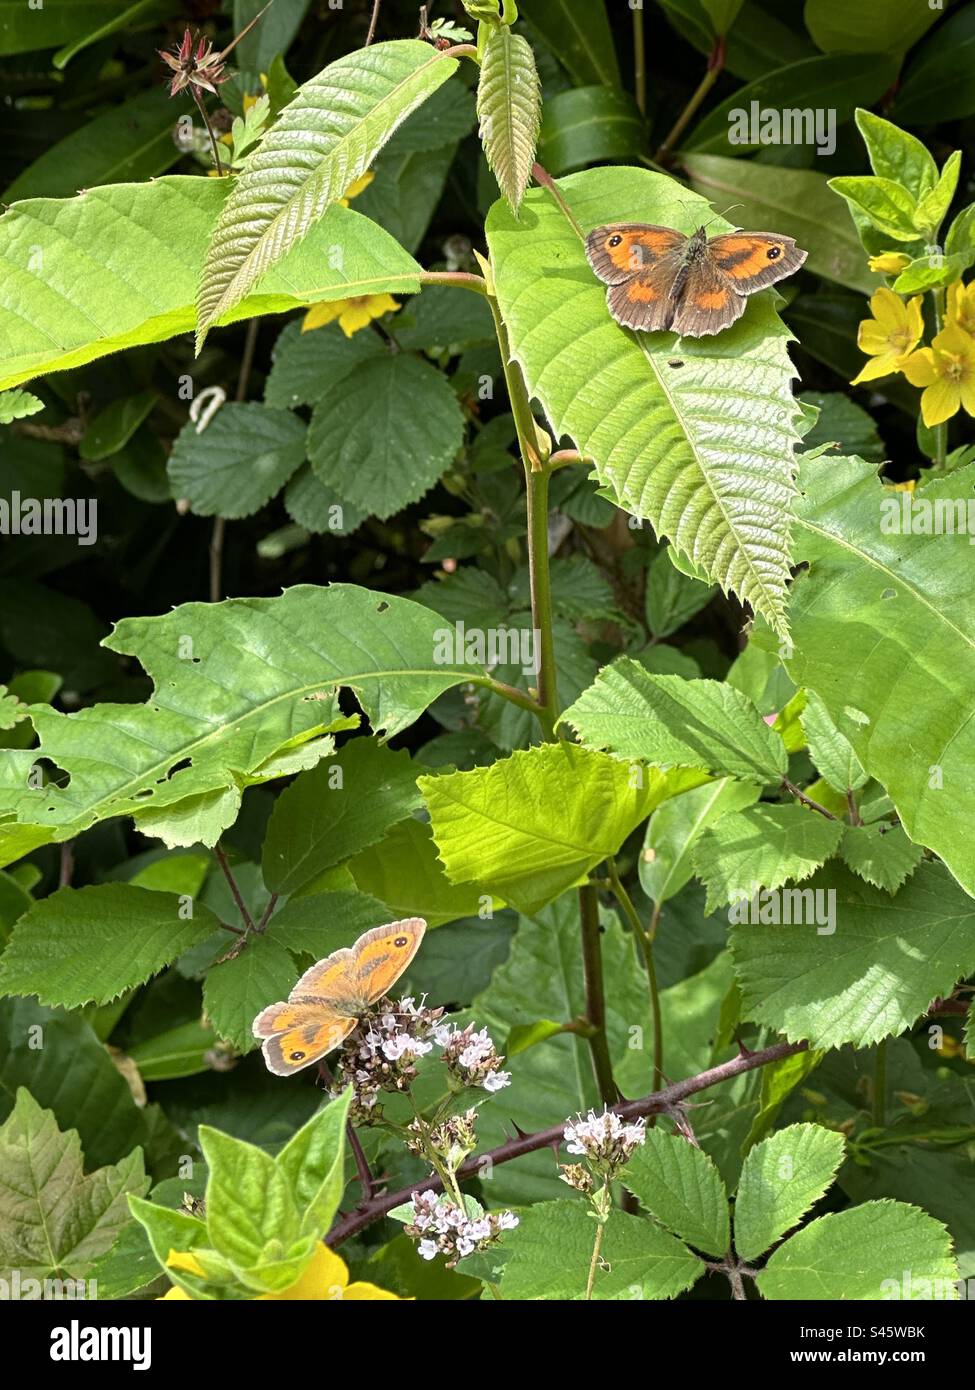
[302, 300, 345, 333]
[858, 321, 893, 355]
[868, 252, 911, 275]
[341, 1280, 404, 1300]
[959, 373, 975, 418]
[900, 348, 937, 388]
[850, 353, 901, 385]
[920, 378, 960, 427]
[342, 171, 374, 201]
[869, 286, 907, 333]
[256, 1242, 402, 1300]
[338, 303, 376, 336]
[166, 1249, 207, 1277]
[158, 1285, 192, 1300]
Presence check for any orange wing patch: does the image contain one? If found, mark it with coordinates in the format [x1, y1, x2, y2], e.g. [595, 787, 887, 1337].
[261, 1018, 356, 1076]
[696, 288, 733, 309]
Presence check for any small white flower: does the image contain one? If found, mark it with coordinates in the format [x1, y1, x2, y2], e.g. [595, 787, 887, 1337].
[456, 1235, 476, 1258]
[497, 1211, 519, 1230]
[482, 1069, 510, 1092]
[417, 1240, 439, 1261]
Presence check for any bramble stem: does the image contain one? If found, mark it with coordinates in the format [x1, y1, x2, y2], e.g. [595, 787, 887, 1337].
[607, 857, 663, 1090]
[579, 883, 620, 1105]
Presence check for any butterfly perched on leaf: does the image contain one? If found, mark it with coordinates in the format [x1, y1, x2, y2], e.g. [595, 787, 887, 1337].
[253, 918, 426, 1076]
[586, 223, 807, 337]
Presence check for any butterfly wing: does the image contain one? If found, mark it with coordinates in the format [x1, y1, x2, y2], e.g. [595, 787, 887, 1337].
[350, 917, 427, 1006]
[586, 224, 687, 284]
[670, 253, 747, 337]
[252, 999, 356, 1076]
[288, 947, 357, 1005]
[706, 232, 807, 294]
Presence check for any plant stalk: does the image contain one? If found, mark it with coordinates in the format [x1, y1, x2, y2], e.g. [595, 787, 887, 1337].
[579, 883, 620, 1105]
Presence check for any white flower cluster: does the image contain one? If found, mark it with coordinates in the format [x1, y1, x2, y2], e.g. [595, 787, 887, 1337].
[435, 1022, 512, 1093]
[563, 1107, 647, 1173]
[330, 996, 444, 1120]
[407, 1190, 519, 1266]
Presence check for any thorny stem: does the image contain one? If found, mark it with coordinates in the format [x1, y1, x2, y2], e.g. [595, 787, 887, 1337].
[782, 778, 838, 821]
[346, 1121, 376, 1201]
[213, 843, 256, 932]
[655, 36, 725, 164]
[586, 1220, 606, 1301]
[326, 1039, 808, 1246]
[579, 884, 621, 1105]
[607, 857, 663, 1090]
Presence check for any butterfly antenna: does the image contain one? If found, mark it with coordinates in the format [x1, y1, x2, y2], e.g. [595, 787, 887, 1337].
[704, 202, 745, 230]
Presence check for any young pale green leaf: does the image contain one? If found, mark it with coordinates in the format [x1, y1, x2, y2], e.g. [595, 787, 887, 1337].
[127, 1197, 239, 1301]
[734, 1122, 845, 1262]
[0, 885, 222, 1008]
[0, 178, 421, 392]
[640, 777, 761, 905]
[914, 151, 962, 236]
[275, 1090, 351, 1237]
[756, 1200, 958, 1301]
[0, 585, 482, 861]
[348, 818, 488, 927]
[0, 1089, 148, 1280]
[742, 1048, 825, 1152]
[196, 40, 456, 349]
[167, 404, 307, 519]
[730, 862, 975, 1049]
[476, 23, 540, 214]
[788, 455, 975, 898]
[694, 803, 844, 914]
[562, 659, 787, 783]
[828, 175, 920, 242]
[800, 690, 867, 793]
[0, 389, 44, 424]
[498, 1201, 704, 1300]
[624, 1127, 730, 1258]
[263, 739, 423, 895]
[198, 1125, 312, 1292]
[308, 354, 465, 519]
[854, 108, 939, 197]
[839, 823, 924, 894]
[487, 169, 802, 632]
[419, 743, 699, 915]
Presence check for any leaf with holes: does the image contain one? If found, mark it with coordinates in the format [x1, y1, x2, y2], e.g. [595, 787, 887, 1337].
[486, 166, 803, 634]
[196, 40, 456, 349]
[476, 23, 541, 214]
[0, 585, 482, 861]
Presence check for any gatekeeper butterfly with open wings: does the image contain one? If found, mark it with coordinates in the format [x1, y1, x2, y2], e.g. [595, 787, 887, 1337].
[253, 917, 426, 1076]
[586, 223, 807, 337]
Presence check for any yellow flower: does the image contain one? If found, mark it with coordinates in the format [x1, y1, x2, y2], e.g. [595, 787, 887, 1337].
[338, 171, 374, 207]
[868, 251, 911, 275]
[946, 278, 975, 336]
[159, 1242, 401, 1300]
[901, 323, 975, 426]
[850, 287, 924, 385]
[301, 293, 400, 337]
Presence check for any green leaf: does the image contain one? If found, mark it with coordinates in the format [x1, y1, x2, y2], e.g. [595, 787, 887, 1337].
[828, 174, 920, 242]
[487, 166, 803, 632]
[128, 1018, 218, 1082]
[757, 1199, 957, 1300]
[126, 1197, 219, 1299]
[799, 391, 885, 463]
[79, 390, 156, 463]
[0, 884, 222, 1008]
[687, 53, 898, 158]
[198, 1124, 310, 1291]
[537, 85, 644, 177]
[804, 0, 943, 55]
[348, 817, 487, 927]
[730, 861, 975, 1049]
[0, 999, 152, 1170]
[419, 743, 686, 914]
[788, 456, 975, 897]
[896, 7, 975, 124]
[234, 0, 312, 73]
[699, 0, 743, 33]
[0, 389, 43, 425]
[0, 178, 421, 392]
[2, 87, 183, 204]
[196, 40, 456, 348]
[800, 689, 867, 792]
[351, 137, 457, 254]
[308, 354, 465, 519]
[517, 0, 620, 87]
[624, 1128, 730, 1257]
[694, 803, 844, 914]
[734, 1122, 845, 1261]
[203, 934, 297, 1054]
[263, 889, 392, 957]
[167, 404, 306, 519]
[645, 548, 717, 639]
[659, 0, 817, 82]
[839, 823, 924, 894]
[265, 318, 385, 410]
[0, 1089, 148, 1280]
[0, 0, 174, 56]
[263, 739, 422, 895]
[742, 1047, 825, 1152]
[854, 109, 938, 199]
[476, 23, 540, 214]
[0, 585, 482, 858]
[498, 1201, 703, 1300]
[642, 781, 762, 913]
[914, 151, 962, 237]
[274, 1090, 351, 1237]
[562, 659, 787, 783]
[683, 155, 875, 295]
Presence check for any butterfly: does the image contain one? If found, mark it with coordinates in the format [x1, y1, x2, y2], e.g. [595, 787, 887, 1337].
[252, 917, 427, 1076]
[585, 223, 807, 337]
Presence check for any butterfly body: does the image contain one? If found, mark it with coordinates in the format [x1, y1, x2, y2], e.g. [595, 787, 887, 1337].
[252, 918, 426, 1076]
[586, 222, 807, 337]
